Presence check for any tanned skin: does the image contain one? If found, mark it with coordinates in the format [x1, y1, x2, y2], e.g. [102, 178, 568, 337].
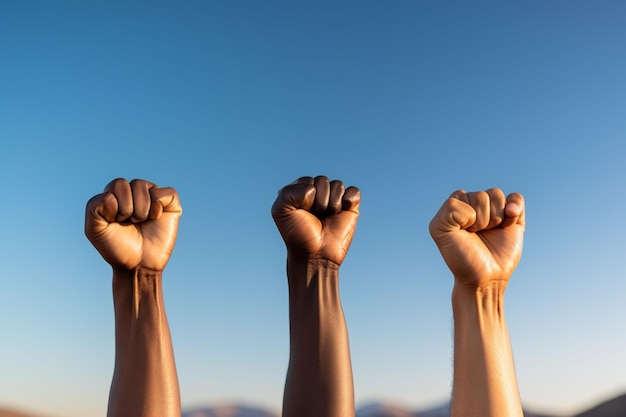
[85, 178, 182, 417]
[430, 188, 525, 417]
[272, 175, 361, 417]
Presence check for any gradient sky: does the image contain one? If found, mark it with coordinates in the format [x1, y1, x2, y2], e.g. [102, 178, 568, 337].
[1, 2, 626, 417]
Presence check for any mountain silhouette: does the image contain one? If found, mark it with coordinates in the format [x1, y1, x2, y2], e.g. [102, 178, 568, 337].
[2, 391, 626, 417]
[182, 404, 279, 417]
[0, 409, 48, 417]
[574, 393, 626, 417]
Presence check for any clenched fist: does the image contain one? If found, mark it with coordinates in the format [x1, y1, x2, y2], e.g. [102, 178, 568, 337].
[272, 176, 360, 266]
[429, 188, 525, 289]
[85, 178, 182, 271]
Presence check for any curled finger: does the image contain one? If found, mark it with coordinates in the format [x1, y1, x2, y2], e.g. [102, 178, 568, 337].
[485, 188, 506, 229]
[104, 178, 132, 222]
[149, 187, 182, 220]
[312, 175, 330, 215]
[341, 186, 361, 214]
[130, 179, 155, 223]
[502, 192, 525, 229]
[466, 191, 490, 232]
[326, 180, 345, 215]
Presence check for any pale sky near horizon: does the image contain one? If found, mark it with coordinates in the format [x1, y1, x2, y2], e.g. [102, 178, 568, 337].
[1, 2, 626, 417]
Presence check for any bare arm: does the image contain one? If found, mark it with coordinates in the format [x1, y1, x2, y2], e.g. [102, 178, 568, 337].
[272, 176, 360, 417]
[85, 178, 182, 417]
[430, 189, 525, 417]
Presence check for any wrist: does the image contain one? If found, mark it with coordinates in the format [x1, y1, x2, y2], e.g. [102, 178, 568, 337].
[286, 256, 341, 301]
[113, 266, 164, 277]
[113, 267, 164, 292]
[453, 277, 508, 297]
[287, 255, 341, 270]
[287, 257, 340, 286]
[452, 281, 507, 321]
[112, 267, 165, 318]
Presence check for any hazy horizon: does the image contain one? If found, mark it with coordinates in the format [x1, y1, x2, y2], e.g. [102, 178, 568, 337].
[2, 388, 626, 417]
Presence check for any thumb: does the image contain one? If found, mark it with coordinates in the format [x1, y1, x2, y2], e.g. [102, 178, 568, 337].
[429, 196, 476, 236]
[85, 192, 118, 239]
[271, 183, 316, 218]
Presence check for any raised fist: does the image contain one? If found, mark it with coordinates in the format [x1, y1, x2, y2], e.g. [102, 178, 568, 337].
[85, 178, 182, 271]
[429, 188, 525, 289]
[271, 176, 361, 266]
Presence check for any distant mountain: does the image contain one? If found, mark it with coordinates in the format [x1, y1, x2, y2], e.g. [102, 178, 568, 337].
[357, 402, 416, 417]
[522, 411, 555, 417]
[574, 393, 626, 417]
[182, 404, 278, 417]
[0, 409, 44, 417]
[357, 401, 555, 417]
[413, 402, 450, 417]
[357, 393, 626, 417]
[3, 391, 626, 417]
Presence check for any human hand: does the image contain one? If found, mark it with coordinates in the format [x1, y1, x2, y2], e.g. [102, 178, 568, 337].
[85, 178, 182, 271]
[429, 189, 525, 289]
[272, 176, 361, 266]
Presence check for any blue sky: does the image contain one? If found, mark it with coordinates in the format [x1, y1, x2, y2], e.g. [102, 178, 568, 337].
[1, 2, 625, 416]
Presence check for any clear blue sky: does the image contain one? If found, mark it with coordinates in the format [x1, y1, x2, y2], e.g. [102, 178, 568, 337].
[1, 2, 625, 416]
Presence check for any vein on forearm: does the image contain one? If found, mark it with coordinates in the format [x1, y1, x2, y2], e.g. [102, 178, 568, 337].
[283, 258, 354, 417]
[451, 284, 522, 417]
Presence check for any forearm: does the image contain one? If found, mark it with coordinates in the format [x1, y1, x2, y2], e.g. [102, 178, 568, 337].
[451, 283, 522, 417]
[108, 268, 181, 417]
[283, 258, 354, 417]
